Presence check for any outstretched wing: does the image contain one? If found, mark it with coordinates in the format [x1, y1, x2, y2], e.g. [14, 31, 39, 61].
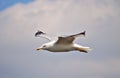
[35, 30, 51, 41]
[35, 30, 45, 37]
[55, 31, 86, 44]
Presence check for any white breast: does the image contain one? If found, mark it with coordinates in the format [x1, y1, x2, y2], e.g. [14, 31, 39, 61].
[47, 44, 74, 52]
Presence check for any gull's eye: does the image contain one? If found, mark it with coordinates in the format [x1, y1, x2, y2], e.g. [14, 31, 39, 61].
[43, 45, 46, 47]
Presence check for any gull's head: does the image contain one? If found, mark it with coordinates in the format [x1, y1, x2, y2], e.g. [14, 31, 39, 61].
[36, 41, 55, 51]
[36, 44, 50, 51]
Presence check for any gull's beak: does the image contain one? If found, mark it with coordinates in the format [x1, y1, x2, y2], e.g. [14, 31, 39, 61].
[36, 48, 42, 51]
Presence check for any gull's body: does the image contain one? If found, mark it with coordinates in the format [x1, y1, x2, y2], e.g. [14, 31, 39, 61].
[41, 40, 74, 52]
[36, 31, 91, 53]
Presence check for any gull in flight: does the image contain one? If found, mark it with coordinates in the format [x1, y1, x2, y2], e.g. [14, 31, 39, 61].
[35, 30, 91, 53]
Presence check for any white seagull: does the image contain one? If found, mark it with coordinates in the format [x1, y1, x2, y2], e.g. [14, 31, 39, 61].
[35, 31, 91, 53]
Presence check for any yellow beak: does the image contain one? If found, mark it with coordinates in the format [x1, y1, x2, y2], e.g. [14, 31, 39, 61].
[36, 48, 42, 51]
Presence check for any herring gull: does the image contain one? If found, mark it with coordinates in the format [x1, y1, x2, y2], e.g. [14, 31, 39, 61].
[35, 31, 91, 53]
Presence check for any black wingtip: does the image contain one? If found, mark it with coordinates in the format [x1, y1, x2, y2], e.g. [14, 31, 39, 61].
[35, 30, 46, 37]
[80, 31, 86, 36]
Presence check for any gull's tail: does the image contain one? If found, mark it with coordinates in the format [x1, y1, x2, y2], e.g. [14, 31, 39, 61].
[75, 45, 92, 53]
[81, 47, 92, 53]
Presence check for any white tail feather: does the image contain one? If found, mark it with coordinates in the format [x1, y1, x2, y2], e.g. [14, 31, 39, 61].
[83, 47, 92, 52]
[74, 44, 92, 53]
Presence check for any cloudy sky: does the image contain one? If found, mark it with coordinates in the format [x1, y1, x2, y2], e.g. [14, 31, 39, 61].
[0, 0, 120, 78]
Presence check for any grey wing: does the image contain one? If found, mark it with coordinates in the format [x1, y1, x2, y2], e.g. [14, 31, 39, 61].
[55, 31, 86, 44]
[35, 30, 52, 41]
[35, 30, 46, 37]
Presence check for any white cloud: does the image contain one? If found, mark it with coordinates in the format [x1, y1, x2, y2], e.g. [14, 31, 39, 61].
[0, 0, 119, 44]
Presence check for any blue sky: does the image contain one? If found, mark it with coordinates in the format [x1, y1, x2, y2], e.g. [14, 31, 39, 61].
[0, 0, 34, 11]
[0, 0, 120, 78]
